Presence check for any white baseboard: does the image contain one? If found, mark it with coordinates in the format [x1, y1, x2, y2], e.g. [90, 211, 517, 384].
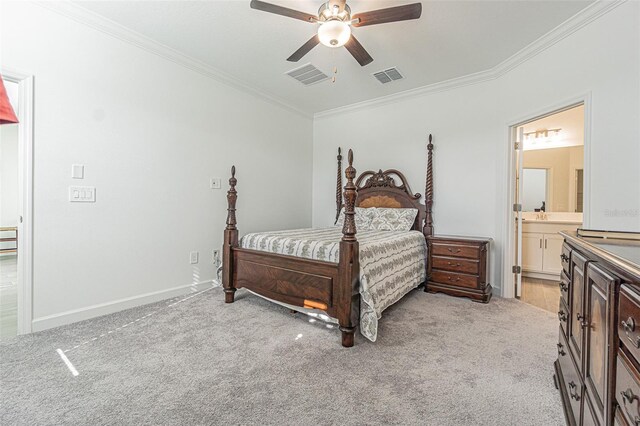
[32, 279, 219, 332]
[523, 271, 561, 281]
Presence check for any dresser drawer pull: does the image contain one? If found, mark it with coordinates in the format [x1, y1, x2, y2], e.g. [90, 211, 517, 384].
[556, 343, 566, 356]
[447, 248, 462, 254]
[558, 311, 567, 322]
[559, 282, 568, 292]
[560, 253, 569, 263]
[447, 262, 461, 267]
[569, 381, 581, 401]
[447, 276, 461, 282]
[620, 388, 640, 425]
[622, 317, 636, 333]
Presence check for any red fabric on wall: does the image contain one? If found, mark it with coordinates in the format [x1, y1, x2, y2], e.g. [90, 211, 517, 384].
[0, 76, 19, 125]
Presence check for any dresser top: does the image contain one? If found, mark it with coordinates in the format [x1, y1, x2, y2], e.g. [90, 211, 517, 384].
[561, 230, 640, 279]
[428, 234, 493, 244]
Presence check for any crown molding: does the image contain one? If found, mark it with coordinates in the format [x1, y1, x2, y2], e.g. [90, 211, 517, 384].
[35, 1, 312, 119]
[314, 0, 625, 119]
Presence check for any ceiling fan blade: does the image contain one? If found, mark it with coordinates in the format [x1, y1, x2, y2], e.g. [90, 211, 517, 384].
[344, 35, 373, 66]
[352, 3, 422, 27]
[287, 35, 320, 62]
[250, 0, 317, 23]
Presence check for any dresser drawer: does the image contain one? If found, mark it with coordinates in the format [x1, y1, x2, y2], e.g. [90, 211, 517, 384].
[619, 286, 640, 360]
[616, 349, 640, 426]
[431, 243, 480, 259]
[560, 271, 570, 306]
[559, 326, 584, 425]
[558, 299, 570, 337]
[561, 243, 572, 277]
[430, 270, 479, 289]
[431, 256, 479, 275]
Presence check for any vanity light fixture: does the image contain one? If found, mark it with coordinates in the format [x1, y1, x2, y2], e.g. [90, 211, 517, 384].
[524, 128, 561, 144]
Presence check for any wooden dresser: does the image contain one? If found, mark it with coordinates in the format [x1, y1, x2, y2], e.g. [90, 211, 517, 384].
[554, 231, 640, 426]
[426, 235, 492, 303]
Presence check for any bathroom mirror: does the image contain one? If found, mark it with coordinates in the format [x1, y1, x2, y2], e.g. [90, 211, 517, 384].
[522, 145, 584, 212]
[522, 168, 548, 211]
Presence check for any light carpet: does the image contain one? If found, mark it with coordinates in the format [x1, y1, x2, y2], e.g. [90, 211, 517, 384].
[0, 287, 563, 425]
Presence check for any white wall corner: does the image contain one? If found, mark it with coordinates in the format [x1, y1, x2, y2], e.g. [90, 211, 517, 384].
[314, 0, 625, 119]
[34, 0, 312, 119]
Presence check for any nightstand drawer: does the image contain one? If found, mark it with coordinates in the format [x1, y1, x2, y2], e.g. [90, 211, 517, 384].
[431, 243, 479, 259]
[430, 269, 479, 289]
[431, 256, 479, 275]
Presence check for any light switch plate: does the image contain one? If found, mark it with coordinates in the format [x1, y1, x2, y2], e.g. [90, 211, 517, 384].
[69, 186, 96, 202]
[210, 178, 221, 189]
[190, 251, 199, 264]
[71, 164, 84, 179]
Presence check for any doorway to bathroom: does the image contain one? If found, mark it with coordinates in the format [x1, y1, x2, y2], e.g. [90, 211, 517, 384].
[510, 102, 586, 312]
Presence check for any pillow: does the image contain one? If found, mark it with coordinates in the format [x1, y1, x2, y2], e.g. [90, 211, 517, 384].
[335, 207, 375, 229]
[368, 208, 418, 231]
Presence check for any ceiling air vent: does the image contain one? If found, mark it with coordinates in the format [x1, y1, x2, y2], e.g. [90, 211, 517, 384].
[286, 63, 329, 86]
[373, 67, 404, 84]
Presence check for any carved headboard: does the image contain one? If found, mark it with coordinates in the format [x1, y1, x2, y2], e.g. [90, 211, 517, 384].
[335, 135, 434, 237]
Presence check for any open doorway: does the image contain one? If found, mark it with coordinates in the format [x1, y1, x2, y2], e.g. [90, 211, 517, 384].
[0, 70, 34, 338]
[0, 77, 20, 339]
[511, 103, 586, 312]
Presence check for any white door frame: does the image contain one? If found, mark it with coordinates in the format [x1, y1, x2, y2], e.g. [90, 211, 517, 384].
[2, 68, 34, 334]
[502, 93, 591, 299]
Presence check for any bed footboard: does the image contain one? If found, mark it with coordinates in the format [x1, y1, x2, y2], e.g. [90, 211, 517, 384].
[222, 150, 361, 347]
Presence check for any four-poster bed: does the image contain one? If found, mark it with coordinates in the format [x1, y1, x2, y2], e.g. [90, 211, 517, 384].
[222, 135, 435, 347]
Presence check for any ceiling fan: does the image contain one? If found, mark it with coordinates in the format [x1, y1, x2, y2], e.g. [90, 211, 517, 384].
[250, 0, 422, 66]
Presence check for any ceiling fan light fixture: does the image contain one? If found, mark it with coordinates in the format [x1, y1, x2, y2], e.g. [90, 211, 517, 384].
[318, 20, 351, 48]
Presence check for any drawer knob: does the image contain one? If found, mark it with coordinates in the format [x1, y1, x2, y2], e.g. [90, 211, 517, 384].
[622, 388, 636, 403]
[620, 388, 640, 425]
[556, 343, 566, 356]
[447, 248, 461, 254]
[623, 317, 636, 333]
[558, 311, 567, 322]
[558, 282, 568, 292]
[560, 253, 569, 262]
[569, 381, 581, 401]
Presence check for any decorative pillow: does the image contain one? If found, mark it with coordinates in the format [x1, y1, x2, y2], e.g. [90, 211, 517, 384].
[368, 208, 418, 231]
[336, 207, 375, 229]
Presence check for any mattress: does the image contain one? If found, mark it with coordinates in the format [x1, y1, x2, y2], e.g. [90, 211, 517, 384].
[240, 227, 427, 341]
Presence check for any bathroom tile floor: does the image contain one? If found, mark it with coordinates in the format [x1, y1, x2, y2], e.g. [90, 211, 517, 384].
[521, 277, 560, 313]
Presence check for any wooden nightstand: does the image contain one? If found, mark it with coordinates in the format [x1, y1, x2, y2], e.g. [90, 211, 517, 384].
[426, 235, 492, 303]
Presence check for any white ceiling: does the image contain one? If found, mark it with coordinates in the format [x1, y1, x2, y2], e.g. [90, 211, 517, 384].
[74, 0, 594, 114]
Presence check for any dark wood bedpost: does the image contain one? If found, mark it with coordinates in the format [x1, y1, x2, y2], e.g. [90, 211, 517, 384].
[334, 147, 343, 225]
[222, 166, 238, 304]
[337, 149, 360, 347]
[423, 134, 434, 238]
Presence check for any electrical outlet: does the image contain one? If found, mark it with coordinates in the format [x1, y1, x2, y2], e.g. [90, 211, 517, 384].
[212, 249, 220, 265]
[210, 178, 221, 189]
[190, 251, 199, 264]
